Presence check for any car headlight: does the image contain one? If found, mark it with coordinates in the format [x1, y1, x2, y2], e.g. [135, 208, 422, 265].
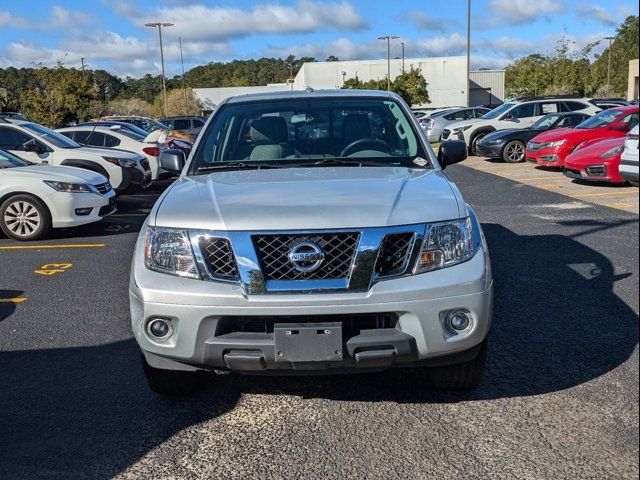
[414, 218, 475, 273]
[601, 144, 624, 158]
[547, 139, 566, 148]
[103, 156, 138, 168]
[453, 125, 472, 133]
[144, 227, 199, 278]
[43, 180, 93, 193]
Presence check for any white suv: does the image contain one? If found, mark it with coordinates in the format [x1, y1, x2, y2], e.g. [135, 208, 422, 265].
[0, 119, 151, 192]
[443, 97, 601, 155]
[620, 125, 639, 186]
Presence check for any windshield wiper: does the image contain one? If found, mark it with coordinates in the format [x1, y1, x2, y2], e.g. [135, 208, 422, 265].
[286, 158, 400, 168]
[195, 161, 282, 173]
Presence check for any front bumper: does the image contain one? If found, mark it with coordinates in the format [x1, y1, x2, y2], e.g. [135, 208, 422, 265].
[118, 166, 152, 192]
[46, 189, 116, 228]
[563, 162, 625, 183]
[475, 142, 503, 158]
[130, 228, 493, 373]
[526, 146, 569, 167]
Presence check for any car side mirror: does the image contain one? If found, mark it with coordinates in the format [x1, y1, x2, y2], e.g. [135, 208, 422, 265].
[438, 140, 467, 169]
[159, 149, 185, 173]
[23, 143, 44, 154]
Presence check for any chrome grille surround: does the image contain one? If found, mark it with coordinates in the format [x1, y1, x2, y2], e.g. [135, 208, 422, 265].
[188, 224, 427, 294]
[198, 237, 239, 281]
[93, 182, 112, 195]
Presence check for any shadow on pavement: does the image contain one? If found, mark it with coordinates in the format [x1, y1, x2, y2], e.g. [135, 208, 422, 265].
[0, 290, 22, 321]
[0, 223, 637, 477]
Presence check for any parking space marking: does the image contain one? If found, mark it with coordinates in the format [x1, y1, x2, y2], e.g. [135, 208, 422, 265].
[105, 224, 130, 232]
[571, 191, 639, 198]
[0, 297, 26, 303]
[0, 243, 104, 251]
[34, 263, 73, 276]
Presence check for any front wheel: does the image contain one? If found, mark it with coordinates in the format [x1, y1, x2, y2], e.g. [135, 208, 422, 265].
[427, 339, 487, 391]
[0, 194, 52, 241]
[502, 140, 526, 163]
[141, 354, 209, 395]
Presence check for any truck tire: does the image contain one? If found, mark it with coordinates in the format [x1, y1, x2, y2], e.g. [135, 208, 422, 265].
[141, 354, 209, 395]
[427, 338, 487, 391]
[0, 194, 52, 241]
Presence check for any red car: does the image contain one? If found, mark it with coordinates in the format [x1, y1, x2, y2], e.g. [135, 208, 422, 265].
[563, 137, 626, 183]
[526, 106, 639, 167]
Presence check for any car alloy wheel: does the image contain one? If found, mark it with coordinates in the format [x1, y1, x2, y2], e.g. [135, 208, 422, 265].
[3, 200, 42, 238]
[503, 140, 526, 163]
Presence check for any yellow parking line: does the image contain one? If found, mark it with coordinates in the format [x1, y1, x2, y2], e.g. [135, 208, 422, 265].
[0, 297, 26, 303]
[571, 191, 639, 198]
[515, 176, 567, 181]
[0, 243, 104, 251]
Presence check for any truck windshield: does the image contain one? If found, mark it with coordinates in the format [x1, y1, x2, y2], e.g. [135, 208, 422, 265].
[190, 97, 428, 173]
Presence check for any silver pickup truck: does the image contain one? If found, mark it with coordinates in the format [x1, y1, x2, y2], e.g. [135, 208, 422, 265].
[130, 90, 493, 394]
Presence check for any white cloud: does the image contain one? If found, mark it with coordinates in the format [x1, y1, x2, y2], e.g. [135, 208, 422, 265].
[137, 1, 367, 42]
[575, 4, 623, 27]
[0, 11, 34, 28]
[49, 6, 91, 28]
[487, 0, 565, 26]
[400, 12, 455, 33]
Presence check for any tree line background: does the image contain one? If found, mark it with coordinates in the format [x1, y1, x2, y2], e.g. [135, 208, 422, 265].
[0, 16, 636, 128]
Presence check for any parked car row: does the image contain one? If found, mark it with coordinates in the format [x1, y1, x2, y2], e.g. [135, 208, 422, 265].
[0, 115, 205, 241]
[466, 102, 639, 186]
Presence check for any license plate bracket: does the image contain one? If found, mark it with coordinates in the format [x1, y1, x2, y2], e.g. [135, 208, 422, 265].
[274, 322, 343, 363]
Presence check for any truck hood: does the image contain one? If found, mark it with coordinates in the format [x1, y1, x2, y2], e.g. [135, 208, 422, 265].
[4, 164, 107, 184]
[153, 167, 463, 231]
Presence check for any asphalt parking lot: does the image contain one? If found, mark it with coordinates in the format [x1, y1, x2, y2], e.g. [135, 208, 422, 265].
[0, 165, 638, 479]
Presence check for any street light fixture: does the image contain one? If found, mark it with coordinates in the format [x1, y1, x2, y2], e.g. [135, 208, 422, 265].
[378, 35, 400, 91]
[603, 36, 615, 94]
[145, 22, 174, 117]
[466, 0, 471, 107]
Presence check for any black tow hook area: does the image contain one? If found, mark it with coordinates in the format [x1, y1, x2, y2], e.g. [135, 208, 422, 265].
[347, 329, 417, 367]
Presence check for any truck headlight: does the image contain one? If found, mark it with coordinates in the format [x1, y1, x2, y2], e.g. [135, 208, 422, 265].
[43, 181, 93, 193]
[415, 218, 475, 273]
[103, 157, 138, 168]
[144, 227, 199, 278]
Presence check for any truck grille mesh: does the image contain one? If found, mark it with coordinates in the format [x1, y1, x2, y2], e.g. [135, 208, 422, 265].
[253, 232, 359, 280]
[375, 232, 415, 277]
[199, 237, 239, 281]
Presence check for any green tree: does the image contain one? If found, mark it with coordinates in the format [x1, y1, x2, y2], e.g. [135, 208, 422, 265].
[19, 64, 96, 127]
[341, 68, 429, 106]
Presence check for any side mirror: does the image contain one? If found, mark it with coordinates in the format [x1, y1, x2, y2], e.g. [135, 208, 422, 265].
[159, 149, 185, 173]
[438, 140, 467, 169]
[23, 142, 44, 154]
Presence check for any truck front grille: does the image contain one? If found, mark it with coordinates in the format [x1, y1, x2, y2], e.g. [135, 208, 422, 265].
[199, 237, 239, 281]
[253, 232, 359, 280]
[375, 232, 416, 277]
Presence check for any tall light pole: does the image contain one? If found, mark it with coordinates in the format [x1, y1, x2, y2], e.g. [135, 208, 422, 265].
[145, 22, 174, 117]
[466, 0, 471, 107]
[179, 36, 188, 115]
[401, 41, 405, 75]
[604, 36, 615, 94]
[378, 35, 400, 90]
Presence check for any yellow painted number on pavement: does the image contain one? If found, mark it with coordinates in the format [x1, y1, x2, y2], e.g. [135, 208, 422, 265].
[35, 263, 73, 276]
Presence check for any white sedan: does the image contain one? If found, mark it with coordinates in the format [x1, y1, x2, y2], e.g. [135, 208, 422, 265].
[0, 149, 116, 240]
[57, 125, 169, 181]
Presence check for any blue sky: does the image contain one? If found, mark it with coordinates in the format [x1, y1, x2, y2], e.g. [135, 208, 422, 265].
[0, 0, 637, 78]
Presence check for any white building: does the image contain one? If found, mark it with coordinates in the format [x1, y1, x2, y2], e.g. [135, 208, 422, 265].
[194, 56, 505, 112]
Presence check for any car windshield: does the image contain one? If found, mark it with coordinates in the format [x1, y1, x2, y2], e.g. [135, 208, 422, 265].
[481, 102, 514, 119]
[0, 149, 30, 168]
[575, 110, 621, 129]
[190, 97, 428, 174]
[531, 114, 561, 130]
[22, 123, 80, 148]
